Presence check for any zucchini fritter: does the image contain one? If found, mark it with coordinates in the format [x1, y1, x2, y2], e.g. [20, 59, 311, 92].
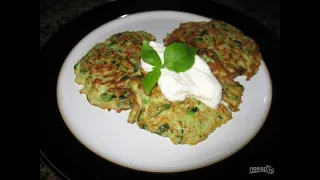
[163, 20, 262, 80]
[74, 31, 156, 112]
[199, 51, 244, 112]
[127, 77, 232, 145]
[126, 47, 244, 144]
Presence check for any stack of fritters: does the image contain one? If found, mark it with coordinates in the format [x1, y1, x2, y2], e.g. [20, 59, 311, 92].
[74, 20, 261, 145]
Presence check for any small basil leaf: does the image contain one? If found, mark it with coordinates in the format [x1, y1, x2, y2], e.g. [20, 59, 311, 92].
[164, 43, 197, 72]
[141, 40, 162, 68]
[142, 68, 161, 95]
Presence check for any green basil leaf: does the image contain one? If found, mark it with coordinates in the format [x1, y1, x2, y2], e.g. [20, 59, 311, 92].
[141, 40, 162, 68]
[142, 68, 161, 95]
[163, 43, 197, 72]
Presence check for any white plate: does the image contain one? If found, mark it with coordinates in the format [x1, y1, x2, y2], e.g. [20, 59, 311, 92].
[57, 10, 272, 172]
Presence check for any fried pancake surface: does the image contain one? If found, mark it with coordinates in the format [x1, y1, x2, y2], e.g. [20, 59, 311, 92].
[163, 20, 262, 80]
[126, 49, 244, 144]
[127, 78, 232, 145]
[74, 31, 156, 112]
[199, 52, 244, 112]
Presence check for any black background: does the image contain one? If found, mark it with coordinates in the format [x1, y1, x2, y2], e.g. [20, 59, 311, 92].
[40, 0, 281, 178]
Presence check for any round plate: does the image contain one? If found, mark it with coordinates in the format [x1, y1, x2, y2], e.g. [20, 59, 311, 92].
[41, 0, 280, 178]
[57, 10, 272, 172]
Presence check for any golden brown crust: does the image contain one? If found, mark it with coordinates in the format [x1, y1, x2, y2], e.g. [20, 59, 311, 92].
[163, 20, 262, 80]
[74, 31, 156, 112]
[127, 79, 233, 145]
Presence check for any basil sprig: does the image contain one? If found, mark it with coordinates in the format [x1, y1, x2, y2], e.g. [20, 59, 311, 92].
[141, 41, 197, 95]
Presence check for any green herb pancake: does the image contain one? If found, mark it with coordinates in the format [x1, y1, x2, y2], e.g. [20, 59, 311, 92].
[199, 52, 244, 112]
[127, 77, 233, 145]
[163, 20, 262, 80]
[74, 31, 156, 112]
[126, 43, 244, 145]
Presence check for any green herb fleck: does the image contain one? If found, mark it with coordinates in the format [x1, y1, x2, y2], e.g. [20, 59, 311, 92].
[74, 62, 80, 70]
[132, 39, 139, 45]
[135, 75, 144, 80]
[191, 107, 198, 113]
[114, 33, 122, 37]
[119, 95, 127, 100]
[194, 38, 202, 42]
[233, 95, 238, 100]
[80, 68, 88, 74]
[176, 135, 183, 140]
[134, 63, 139, 72]
[233, 40, 242, 48]
[120, 75, 130, 81]
[155, 104, 171, 116]
[222, 89, 227, 94]
[199, 30, 206, 36]
[153, 132, 162, 135]
[137, 109, 142, 122]
[101, 93, 116, 102]
[159, 123, 170, 133]
[143, 99, 150, 104]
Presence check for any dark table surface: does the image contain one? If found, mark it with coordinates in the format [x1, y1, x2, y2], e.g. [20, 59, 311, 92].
[40, 0, 280, 179]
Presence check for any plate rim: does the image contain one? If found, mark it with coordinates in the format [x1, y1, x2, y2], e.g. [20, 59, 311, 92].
[56, 10, 273, 173]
